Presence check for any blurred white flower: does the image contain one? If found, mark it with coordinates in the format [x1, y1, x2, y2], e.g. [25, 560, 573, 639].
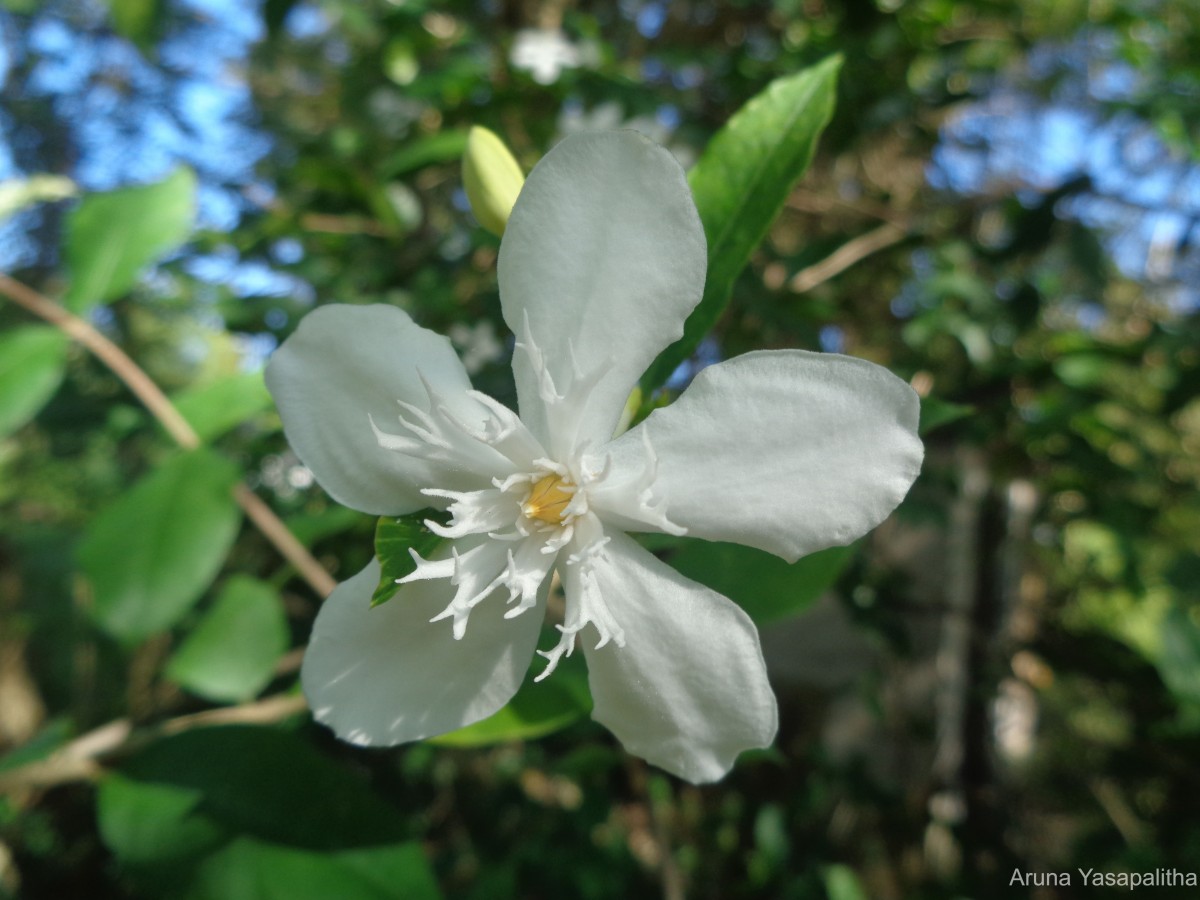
[266, 131, 923, 782]
[510, 28, 595, 85]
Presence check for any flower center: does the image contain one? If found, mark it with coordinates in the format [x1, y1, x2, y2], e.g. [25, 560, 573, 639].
[522, 474, 574, 524]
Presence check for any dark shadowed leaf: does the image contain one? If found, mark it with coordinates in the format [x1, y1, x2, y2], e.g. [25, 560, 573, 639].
[432, 650, 591, 747]
[182, 837, 442, 900]
[669, 539, 856, 626]
[119, 725, 408, 851]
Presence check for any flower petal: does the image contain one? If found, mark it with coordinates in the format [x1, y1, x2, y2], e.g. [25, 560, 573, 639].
[301, 557, 546, 746]
[579, 531, 777, 783]
[591, 350, 923, 562]
[265, 304, 488, 515]
[498, 131, 706, 456]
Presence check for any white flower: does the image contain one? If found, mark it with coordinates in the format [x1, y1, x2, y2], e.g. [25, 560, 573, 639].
[509, 28, 594, 85]
[265, 131, 923, 783]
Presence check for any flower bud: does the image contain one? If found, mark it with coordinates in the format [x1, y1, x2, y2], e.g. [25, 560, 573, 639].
[462, 126, 524, 236]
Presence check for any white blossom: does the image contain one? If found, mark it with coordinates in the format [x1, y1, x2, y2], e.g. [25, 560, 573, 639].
[265, 131, 923, 783]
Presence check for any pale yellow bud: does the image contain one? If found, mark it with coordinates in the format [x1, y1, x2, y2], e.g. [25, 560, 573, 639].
[462, 126, 524, 236]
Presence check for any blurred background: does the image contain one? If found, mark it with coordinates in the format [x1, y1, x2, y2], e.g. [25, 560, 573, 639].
[1, 0, 1198, 898]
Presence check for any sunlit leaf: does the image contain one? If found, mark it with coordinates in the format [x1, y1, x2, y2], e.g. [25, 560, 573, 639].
[642, 55, 841, 390]
[166, 577, 289, 703]
[63, 167, 196, 314]
[79, 448, 241, 644]
[104, 0, 160, 45]
[170, 371, 275, 443]
[823, 864, 870, 900]
[0, 325, 68, 438]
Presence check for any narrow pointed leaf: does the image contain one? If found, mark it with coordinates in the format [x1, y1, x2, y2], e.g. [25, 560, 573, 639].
[642, 56, 841, 390]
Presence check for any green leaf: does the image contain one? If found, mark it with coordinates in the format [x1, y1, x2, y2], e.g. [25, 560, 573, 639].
[641, 56, 841, 390]
[432, 652, 591, 747]
[170, 371, 275, 443]
[0, 325, 68, 438]
[822, 864, 870, 900]
[0, 719, 73, 775]
[104, 0, 160, 44]
[1158, 604, 1200, 708]
[182, 837, 442, 900]
[381, 130, 470, 178]
[285, 506, 370, 548]
[79, 448, 242, 644]
[63, 167, 196, 314]
[119, 725, 409, 851]
[668, 539, 855, 626]
[0, 174, 77, 222]
[918, 396, 973, 434]
[98, 775, 228, 866]
[166, 577, 289, 703]
[372, 511, 447, 607]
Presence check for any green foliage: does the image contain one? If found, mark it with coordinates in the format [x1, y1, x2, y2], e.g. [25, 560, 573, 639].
[432, 652, 591, 748]
[642, 56, 841, 390]
[99, 729, 442, 900]
[170, 372, 275, 444]
[63, 167, 196, 314]
[5, 2, 1200, 897]
[822, 865, 870, 900]
[116, 726, 406, 850]
[181, 838, 443, 900]
[372, 511, 445, 607]
[78, 448, 242, 644]
[99, 775, 228, 866]
[1157, 603, 1200, 710]
[918, 396, 974, 434]
[0, 325, 68, 438]
[669, 540, 856, 626]
[166, 577, 288, 703]
[103, 0, 159, 45]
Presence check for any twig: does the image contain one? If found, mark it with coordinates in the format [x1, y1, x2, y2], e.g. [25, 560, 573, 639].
[0, 694, 308, 794]
[626, 758, 686, 900]
[788, 221, 909, 293]
[0, 273, 336, 598]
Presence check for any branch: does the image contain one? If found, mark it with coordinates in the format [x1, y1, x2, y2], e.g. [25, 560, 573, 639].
[0, 693, 308, 794]
[788, 221, 909, 293]
[0, 273, 336, 599]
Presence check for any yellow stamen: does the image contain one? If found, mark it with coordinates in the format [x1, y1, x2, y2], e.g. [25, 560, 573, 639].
[523, 474, 574, 524]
